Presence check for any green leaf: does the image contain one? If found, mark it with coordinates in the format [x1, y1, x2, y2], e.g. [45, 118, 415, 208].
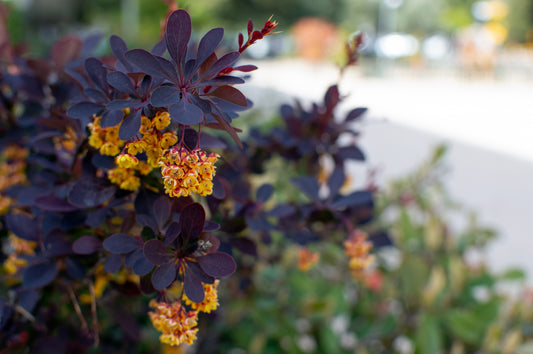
[499, 268, 527, 281]
[415, 314, 443, 354]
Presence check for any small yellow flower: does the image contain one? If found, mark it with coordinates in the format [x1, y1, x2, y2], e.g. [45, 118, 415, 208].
[182, 280, 220, 313]
[154, 111, 171, 130]
[149, 300, 199, 346]
[120, 176, 141, 191]
[127, 140, 147, 155]
[160, 132, 178, 149]
[344, 230, 374, 279]
[116, 154, 139, 169]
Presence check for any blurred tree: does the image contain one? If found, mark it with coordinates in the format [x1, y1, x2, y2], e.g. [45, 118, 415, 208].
[506, 0, 533, 42]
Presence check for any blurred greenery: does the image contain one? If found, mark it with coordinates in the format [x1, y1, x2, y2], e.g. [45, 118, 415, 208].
[199, 145, 533, 353]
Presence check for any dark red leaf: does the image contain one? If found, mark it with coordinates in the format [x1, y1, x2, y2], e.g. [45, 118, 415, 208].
[151, 262, 177, 290]
[247, 19, 253, 35]
[35, 195, 78, 212]
[197, 252, 236, 278]
[143, 239, 172, 266]
[179, 203, 205, 241]
[210, 86, 247, 107]
[72, 235, 102, 255]
[51, 36, 82, 70]
[238, 32, 244, 48]
[103, 233, 142, 254]
[230, 237, 257, 257]
[23, 262, 58, 289]
[209, 113, 243, 148]
[168, 100, 204, 125]
[232, 64, 257, 72]
[183, 266, 204, 302]
[165, 10, 191, 64]
[187, 261, 215, 284]
[118, 110, 141, 140]
[251, 30, 263, 42]
[201, 52, 240, 78]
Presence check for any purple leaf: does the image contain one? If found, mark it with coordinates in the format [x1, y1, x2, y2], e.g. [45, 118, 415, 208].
[327, 167, 345, 197]
[183, 267, 205, 303]
[233, 64, 257, 72]
[107, 71, 136, 95]
[118, 110, 141, 140]
[132, 256, 154, 276]
[110, 35, 132, 71]
[66, 257, 86, 279]
[196, 28, 224, 69]
[35, 195, 78, 212]
[85, 57, 109, 92]
[230, 237, 257, 257]
[100, 109, 124, 128]
[23, 262, 58, 289]
[331, 190, 373, 209]
[143, 239, 172, 266]
[209, 86, 247, 107]
[203, 221, 220, 231]
[155, 56, 178, 82]
[256, 184, 273, 203]
[324, 85, 340, 111]
[103, 233, 143, 254]
[194, 76, 245, 88]
[43, 232, 72, 256]
[151, 85, 180, 107]
[151, 262, 177, 290]
[68, 178, 116, 208]
[164, 221, 180, 246]
[72, 235, 102, 255]
[124, 49, 170, 79]
[106, 99, 134, 110]
[165, 10, 191, 65]
[84, 88, 107, 102]
[169, 100, 204, 125]
[137, 214, 158, 233]
[153, 196, 171, 231]
[201, 52, 240, 78]
[345, 107, 367, 122]
[67, 101, 103, 124]
[151, 38, 166, 56]
[187, 261, 215, 284]
[105, 254, 122, 273]
[267, 204, 295, 218]
[5, 213, 39, 241]
[179, 203, 205, 241]
[338, 145, 365, 161]
[197, 252, 236, 278]
[139, 75, 153, 97]
[291, 176, 320, 201]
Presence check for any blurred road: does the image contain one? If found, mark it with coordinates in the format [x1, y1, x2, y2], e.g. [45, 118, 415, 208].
[242, 59, 533, 283]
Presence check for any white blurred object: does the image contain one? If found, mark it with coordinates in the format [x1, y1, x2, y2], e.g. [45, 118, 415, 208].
[422, 34, 451, 60]
[375, 33, 419, 59]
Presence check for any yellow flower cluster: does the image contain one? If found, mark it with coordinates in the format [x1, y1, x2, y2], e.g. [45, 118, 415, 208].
[149, 300, 199, 346]
[0, 145, 28, 215]
[88, 116, 125, 156]
[344, 230, 375, 279]
[3, 233, 37, 275]
[297, 247, 320, 272]
[159, 148, 219, 198]
[182, 280, 220, 313]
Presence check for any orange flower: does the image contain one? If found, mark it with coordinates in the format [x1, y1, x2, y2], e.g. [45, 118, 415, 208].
[297, 248, 320, 271]
[149, 300, 199, 346]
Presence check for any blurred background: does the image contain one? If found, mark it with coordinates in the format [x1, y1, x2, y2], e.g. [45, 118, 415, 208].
[3, 0, 533, 279]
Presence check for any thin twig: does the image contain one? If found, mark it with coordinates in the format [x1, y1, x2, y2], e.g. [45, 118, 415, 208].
[67, 285, 89, 333]
[88, 281, 100, 347]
